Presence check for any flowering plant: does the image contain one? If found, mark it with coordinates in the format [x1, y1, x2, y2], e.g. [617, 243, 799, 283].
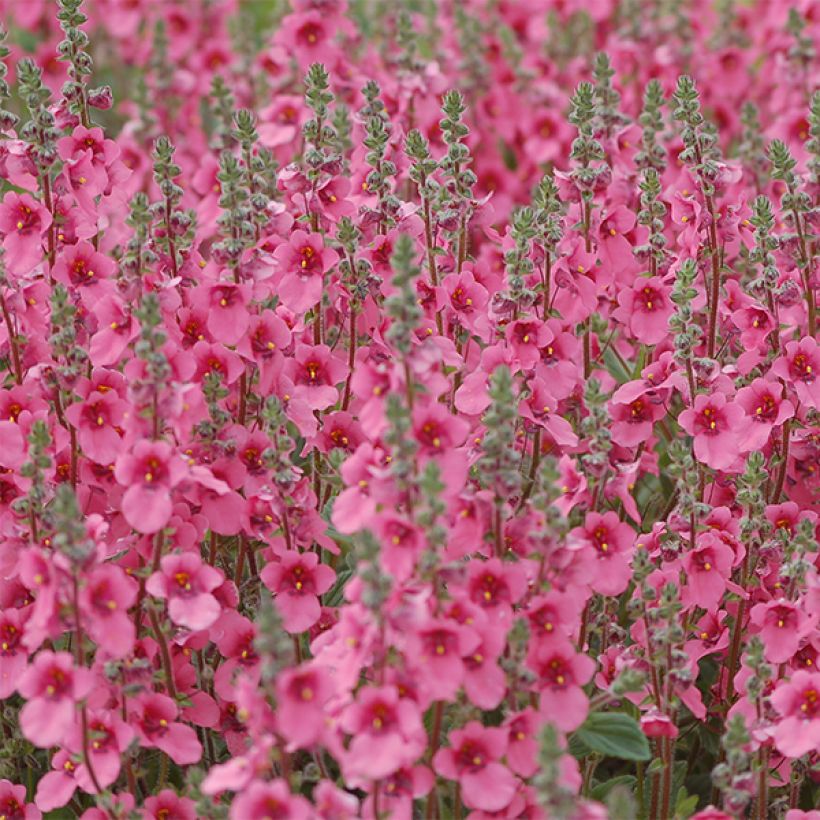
[0, 1, 817, 818]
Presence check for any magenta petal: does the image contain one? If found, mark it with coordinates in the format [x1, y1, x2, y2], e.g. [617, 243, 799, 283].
[169, 593, 221, 631]
[35, 771, 78, 812]
[279, 592, 320, 634]
[461, 763, 517, 812]
[122, 484, 172, 534]
[20, 697, 74, 747]
[156, 722, 203, 765]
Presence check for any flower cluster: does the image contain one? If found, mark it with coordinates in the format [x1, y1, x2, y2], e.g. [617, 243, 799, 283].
[0, 1, 818, 818]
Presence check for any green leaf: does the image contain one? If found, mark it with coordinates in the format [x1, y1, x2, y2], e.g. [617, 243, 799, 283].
[591, 774, 636, 800]
[573, 712, 651, 761]
[674, 787, 699, 818]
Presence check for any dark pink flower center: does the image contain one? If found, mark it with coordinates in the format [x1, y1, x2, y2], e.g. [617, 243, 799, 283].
[298, 244, 320, 274]
[0, 795, 23, 820]
[43, 666, 70, 699]
[799, 688, 818, 719]
[456, 739, 490, 772]
[283, 564, 313, 594]
[791, 353, 815, 383]
[367, 702, 395, 734]
[14, 203, 36, 233]
[450, 286, 473, 311]
[638, 286, 660, 312]
[542, 656, 571, 688]
[0, 623, 20, 655]
[698, 405, 722, 434]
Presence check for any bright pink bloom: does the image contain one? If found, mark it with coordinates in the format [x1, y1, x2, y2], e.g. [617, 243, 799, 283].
[261, 550, 335, 633]
[64, 389, 128, 464]
[615, 276, 674, 344]
[114, 440, 188, 533]
[569, 511, 635, 596]
[340, 685, 426, 781]
[66, 710, 134, 792]
[131, 693, 202, 765]
[273, 230, 339, 313]
[735, 377, 795, 450]
[772, 337, 820, 410]
[750, 600, 818, 664]
[678, 392, 747, 471]
[18, 651, 95, 748]
[640, 710, 679, 739]
[275, 661, 334, 749]
[0, 780, 40, 820]
[503, 709, 540, 777]
[0, 191, 51, 275]
[142, 789, 197, 820]
[52, 240, 116, 294]
[146, 552, 225, 632]
[408, 617, 480, 702]
[609, 391, 667, 448]
[527, 637, 596, 732]
[192, 281, 252, 346]
[0, 608, 27, 699]
[79, 564, 138, 658]
[770, 670, 820, 758]
[282, 344, 348, 411]
[681, 531, 735, 611]
[229, 779, 313, 820]
[465, 558, 528, 623]
[35, 751, 80, 812]
[505, 318, 552, 370]
[432, 721, 517, 813]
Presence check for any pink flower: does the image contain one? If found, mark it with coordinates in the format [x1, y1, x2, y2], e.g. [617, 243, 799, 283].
[681, 532, 735, 611]
[750, 600, 818, 664]
[640, 710, 679, 739]
[465, 558, 528, 623]
[35, 751, 80, 812]
[527, 637, 596, 732]
[408, 617, 480, 702]
[615, 276, 674, 344]
[772, 337, 820, 410]
[735, 376, 795, 450]
[770, 670, 820, 758]
[0, 779, 40, 820]
[18, 651, 95, 748]
[678, 393, 747, 471]
[503, 710, 540, 777]
[609, 391, 667, 448]
[260, 550, 335, 633]
[432, 721, 517, 813]
[0, 191, 51, 275]
[114, 440, 188, 533]
[64, 389, 128, 464]
[282, 344, 348, 411]
[142, 789, 197, 820]
[0, 608, 27, 699]
[146, 552, 225, 632]
[505, 318, 551, 370]
[131, 693, 203, 765]
[79, 564, 138, 658]
[569, 511, 635, 596]
[192, 281, 252, 346]
[275, 661, 334, 749]
[52, 240, 116, 295]
[229, 779, 313, 820]
[340, 685, 426, 781]
[275, 11, 340, 70]
[273, 230, 339, 313]
[441, 269, 490, 340]
[66, 710, 134, 792]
